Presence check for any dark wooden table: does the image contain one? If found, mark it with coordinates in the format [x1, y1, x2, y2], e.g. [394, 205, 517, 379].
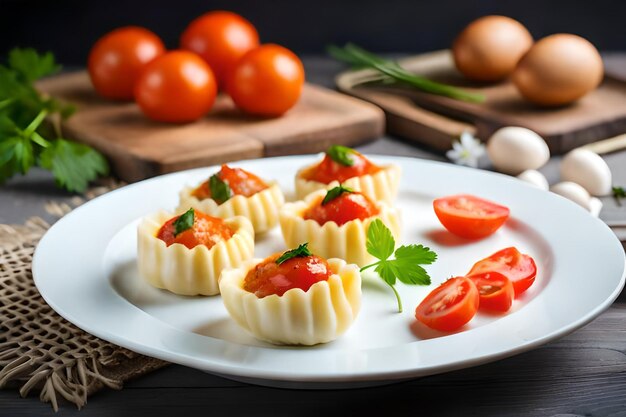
[1, 56, 626, 417]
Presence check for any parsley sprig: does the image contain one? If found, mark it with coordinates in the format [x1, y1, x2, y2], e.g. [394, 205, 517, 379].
[0, 48, 109, 192]
[326, 145, 356, 166]
[276, 243, 313, 265]
[360, 219, 437, 312]
[209, 173, 232, 204]
[322, 184, 353, 205]
[173, 208, 195, 236]
[613, 186, 625, 207]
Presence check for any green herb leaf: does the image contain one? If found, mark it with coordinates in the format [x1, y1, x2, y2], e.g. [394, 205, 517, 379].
[326, 145, 356, 166]
[209, 174, 232, 204]
[276, 243, 313, 265]
[39, 138, 109, 192]
[360, 219, 437, 312]
[174, 208, 195, 236]
[322, 184, 354, 205]
[613, 186, 626, 207]
[9, 48, 61, 83]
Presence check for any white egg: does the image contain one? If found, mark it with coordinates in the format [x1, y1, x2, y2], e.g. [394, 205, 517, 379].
[560, 148, 612, 196]
[550, 181, 592, 210]
[589, 197, 603, 218]
[517, 169, 549, 190]
[487, 127, 550, 175]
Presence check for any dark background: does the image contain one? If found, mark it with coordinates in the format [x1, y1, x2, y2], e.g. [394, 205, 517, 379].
[1, 0, 625, 66]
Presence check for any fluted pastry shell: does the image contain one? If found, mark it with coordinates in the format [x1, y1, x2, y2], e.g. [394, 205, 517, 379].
[219, 258, 361, 345]
[295, 161, 401, 203]
[279, 190, 401, 267]
[137, 211, 255, 296]
[177, 183, 285, 234]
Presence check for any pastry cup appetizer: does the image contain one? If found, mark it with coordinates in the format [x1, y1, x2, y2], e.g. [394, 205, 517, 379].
[295, 145, 401, 203]
[178, 164, 285, 234]
[219, 244, 361, 345]
[279, 186, 401, 266]
[137, 208, 255, 296]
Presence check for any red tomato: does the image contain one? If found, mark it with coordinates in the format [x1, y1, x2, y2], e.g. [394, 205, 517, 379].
[433, 194, 510, 239]
[303, 152, 381, 184]
[304, 191, 379, 226]
[88, 26, 165, 100]
[180, 11, 259, 86]
[134, 51, 217, 123]
[467, 271, 514, 312]
[243, 254, 331, 298]
[157, 210, 233, 249]
[227, 44, 305, 116]
[415, 276, 479, 332]
[468, 247, 537, 297]
[192, 164, 268, 200]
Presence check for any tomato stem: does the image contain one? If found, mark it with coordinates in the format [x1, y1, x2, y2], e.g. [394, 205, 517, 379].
[386, 282, 403, 313]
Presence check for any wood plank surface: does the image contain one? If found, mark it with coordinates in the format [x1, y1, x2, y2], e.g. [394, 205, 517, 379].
[37, 72, 385, 182]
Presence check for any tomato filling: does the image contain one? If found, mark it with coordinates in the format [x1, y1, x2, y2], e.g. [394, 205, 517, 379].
[302, 152, 381, 184]
[192, 164, 268, 200]
[157, 210, 233, 250]
[243, 254, 331, 298]
[303, 191, 379, 226]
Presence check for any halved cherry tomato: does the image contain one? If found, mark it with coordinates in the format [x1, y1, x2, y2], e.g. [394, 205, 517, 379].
[302, 151, 381, 184]
[134, 51, 217, 123]
[180, 11, 259, 86]
[88, 26, 165, 100]
[303, 191, 379, 226]
[192, 164, 268, 200]
[468, 247, 537, 297]
[415, 276, 479, 332]
[243, 253, 331, 298]
[467, 271, 514, 312]
[433, 194, 510, 239]
[227, 44, 305, 116]
[157, 210, 233, 249]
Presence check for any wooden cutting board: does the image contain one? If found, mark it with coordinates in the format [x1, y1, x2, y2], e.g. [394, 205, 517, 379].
[37, 71, 384, 182]
[336, 50, 626, 154]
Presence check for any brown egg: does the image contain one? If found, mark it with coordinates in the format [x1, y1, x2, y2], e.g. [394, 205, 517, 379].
[452, 15, 533, 82]
[512, 34, 604, 106]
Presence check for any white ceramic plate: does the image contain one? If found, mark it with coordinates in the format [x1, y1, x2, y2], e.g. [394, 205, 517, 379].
[33, 155, 625, 387]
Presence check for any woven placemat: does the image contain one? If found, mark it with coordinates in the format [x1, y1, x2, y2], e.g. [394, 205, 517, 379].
[0, 186, 168, 411]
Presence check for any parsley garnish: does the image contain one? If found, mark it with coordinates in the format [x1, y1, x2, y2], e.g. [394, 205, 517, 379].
[173, 208, 195, 236]
[0, 48, 108, 192]
[322, 184, 354, 205]
[276, 243, 313, 265]
[209, 174, 232, 204]
[326, 145, 356, 166]
[360, 219, 437, 312]
[613, 186, 625, 207]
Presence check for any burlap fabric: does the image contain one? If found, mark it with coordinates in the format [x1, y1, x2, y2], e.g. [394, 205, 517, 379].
[0, 187, 168, 411]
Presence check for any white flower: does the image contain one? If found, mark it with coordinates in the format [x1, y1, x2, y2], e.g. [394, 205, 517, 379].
[446, 131, 485, 168]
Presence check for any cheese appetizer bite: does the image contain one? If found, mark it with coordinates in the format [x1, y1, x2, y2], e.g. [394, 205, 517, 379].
[279, 186, 401, 266]
[137, 208, 254, 296]
[295, 145, 401, 203]
[219, 243, 361, 345]
[178, 164, 285, 234]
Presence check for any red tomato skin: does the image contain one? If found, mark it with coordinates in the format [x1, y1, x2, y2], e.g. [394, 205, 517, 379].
[134, 51, 217, 123]
[227, 44, 305, 116]
[302, 152, 382, 184]
[303, 192, 379, 226]
[415, 277, 480, 332]
[243, 254, 331, 298]
[180, 11, 259, 86]
[468, 247, 537, 297]
[192, 164, 268, 200]
[156, 211, 233, 250]
[467, 271, 514, 312]
[433, 194, 510, 239]
[88, 26, 165, 100]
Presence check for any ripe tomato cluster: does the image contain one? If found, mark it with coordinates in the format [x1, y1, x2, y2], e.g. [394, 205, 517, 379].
[88, 11, 305, 122]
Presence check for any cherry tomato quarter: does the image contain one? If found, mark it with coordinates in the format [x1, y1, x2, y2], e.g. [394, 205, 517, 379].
[468, 247, 537, 297]
[180, 11, 259, 86]
[467, 271, 514, 312]
[228, 44, 305, 116]
[88, 26, 165, 100]
[433, 194, 510, 239]
[134, 51, 217, 123]
[415, 276, 479, 332]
